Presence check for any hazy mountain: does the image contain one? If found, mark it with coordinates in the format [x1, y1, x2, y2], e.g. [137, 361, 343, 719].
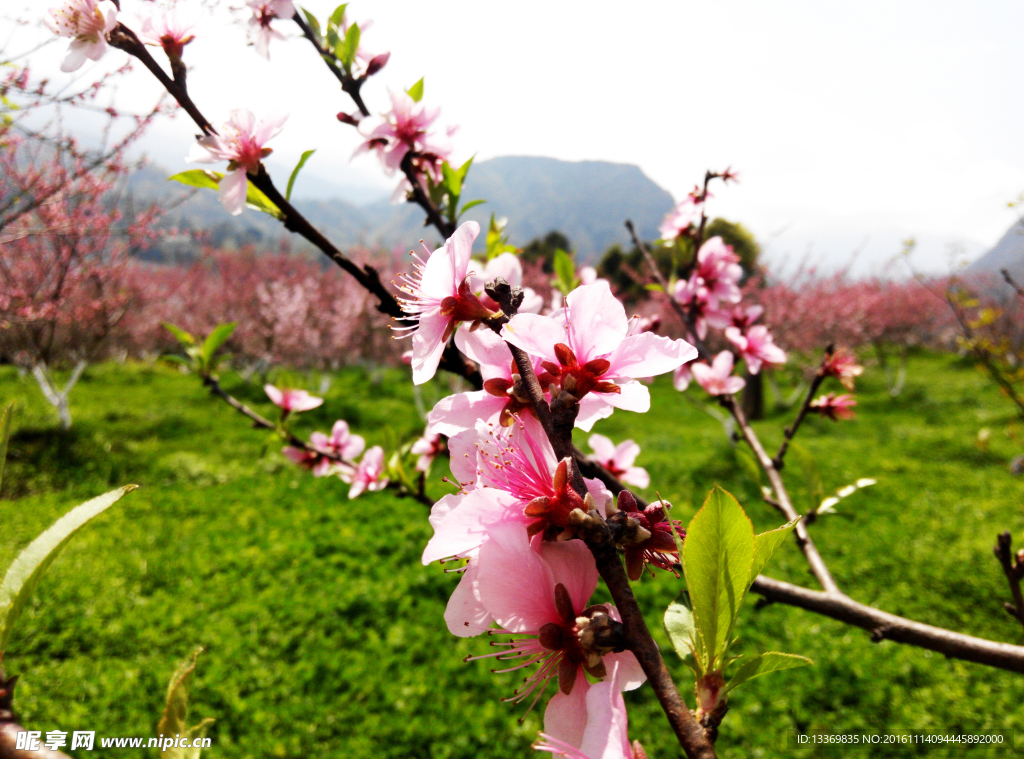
[966, 220, 1024, 289]
[129, 155, 675, 263]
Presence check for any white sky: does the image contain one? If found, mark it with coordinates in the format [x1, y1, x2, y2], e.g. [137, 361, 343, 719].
[9, 0, 1024, 275]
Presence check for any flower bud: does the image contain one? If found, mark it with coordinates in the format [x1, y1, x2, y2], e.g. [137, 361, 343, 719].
[336, 111, 361, 126]
[366, 51, 390, 76]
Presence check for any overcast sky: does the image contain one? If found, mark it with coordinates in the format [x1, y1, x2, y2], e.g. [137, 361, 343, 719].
[10, 0, 1024, 275]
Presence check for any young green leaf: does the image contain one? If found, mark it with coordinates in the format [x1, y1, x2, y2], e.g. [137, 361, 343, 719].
[750, 517, 801, 584]
[200, 322, 237, 367]
[162, 322, 196, 347]
[161, 355, 193, 369]
[335, 22, 360, 67]
[459, 199, 487, 217]
[456, 156, 474, 183]
[301, 7, 323, 41]
[552, 249, 577, 295]
[285, 150, 316, 201]
[327, 3, 347, 30]
[406, 77, 424, 102]
[682, 486, 755, 668]
[0, 485, 138, 652]
[245, 182, 284, 219]
[441, 161, 461, 198]
[158, 647, 215, 759]
[723, 651, 813, 694]
[664, 590, 705, 675]
[0, 402, 13, 494]
[167, 170, 221, 191]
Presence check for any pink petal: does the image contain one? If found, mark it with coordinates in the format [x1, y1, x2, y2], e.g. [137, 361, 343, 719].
[446, 427, 481, 486]
[606, 333, 698, 380]
[411, 309, 451, 385]
[219, 168, 249, 216]
[539, 539, 598, 614]
[455, 327, 512, 378]
[574, 395, 614, 432]
[602, 647, 647, 692]
[579, 677, 632, 759]
[607, 381, 650, 413]
[264, 384, 284, 406]
[444, 560, 493, 637]
[584, 478, 612, 518]
[447, 221, 480, 284]
[587, 434, 616, 463]
[427, 391, 506, 437]
[421, 489, 519, 564]
[476, 521, 558, 632]
[612, 440, 641, 470]
[621, 467, 650, 490]
[564, 282, 628, 361]
[543, 671, 591, 749]
[60, 40, 91, 72]
[500, 314, 564, 365]
[483, 252, 523, 288]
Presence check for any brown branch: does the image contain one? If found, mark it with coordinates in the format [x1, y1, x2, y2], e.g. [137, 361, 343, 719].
[994, 532, 1024, 632]
[721, 395, 840, 594]
[772, 354, 830, 471]
[290, 12, 371, 118]
[749, 575, 1024, 673]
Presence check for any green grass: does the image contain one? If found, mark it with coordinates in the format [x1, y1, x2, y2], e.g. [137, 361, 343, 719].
[1, 353, 1023, 758]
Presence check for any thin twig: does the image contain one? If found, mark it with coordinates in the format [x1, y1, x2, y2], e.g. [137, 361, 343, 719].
[749, 575, 1024, 673]
[994, 532, 1024, 632]
[772, 360, 828, 471]
[1001, 269, 1024, 299]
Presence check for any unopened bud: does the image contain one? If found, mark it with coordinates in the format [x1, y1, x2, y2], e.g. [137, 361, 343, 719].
[336, 111, 360, 126]
[616, 490, 638, 514]
[366, 51, 390, 76]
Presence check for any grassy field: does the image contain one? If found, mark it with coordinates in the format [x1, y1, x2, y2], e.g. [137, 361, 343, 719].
[1, 352, 1023, 758]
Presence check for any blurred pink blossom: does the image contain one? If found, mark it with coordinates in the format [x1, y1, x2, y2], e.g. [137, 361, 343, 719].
[349, 446, 389, 498]
[45, 0, 118, 72]
[691, 351, 746, 396]
[264, 384, 323, 412]
[587, 435, 649, 490]
[245, 0, 295, 58]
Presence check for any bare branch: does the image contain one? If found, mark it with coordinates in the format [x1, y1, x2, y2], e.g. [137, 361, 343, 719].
[749, 575, 1024, 674]
[994, 532, 1024, 632]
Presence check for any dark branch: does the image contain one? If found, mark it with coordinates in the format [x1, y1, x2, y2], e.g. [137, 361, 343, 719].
[750, 575, 1024, 673]
[994, 532, 1024, 632]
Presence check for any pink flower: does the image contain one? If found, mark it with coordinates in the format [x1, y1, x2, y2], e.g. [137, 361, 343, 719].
[264, 383, 323, 412]
[355, 90, 453, 181]
[725, 325, 787, 374]
[394, 221, 500, 385]
[691, 351, 746, 396]
[245, 0, 295, 59]
[536, 662, 645, 759]
[809, 393, 857, 421]
[693, 237, 743, 309]
[820, 348, 863, 390]
[466, 522, 645, 714]
[501, 281, 697, 430]
[658, 194, 703, 241]
[311, 420, 365, 460]
[587, 434, 649, 490]
[411, 428, 446, 471]
[427, 327, 550, 435]
[138, 8, 197, 60]
[673, 361, 693, 391]
[349, 445, 389, 498]
[45, 0, 118, 72]
[188, 109, 288, 216]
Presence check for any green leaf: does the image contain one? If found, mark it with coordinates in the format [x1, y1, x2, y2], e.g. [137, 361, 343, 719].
[750, 517, 800, 584]
[664, 590, 704, 675]
[682, 486, 755, 669]
[327, 3, 347, 30]
[245, 182, 283, 220]
[301, 7, 322, 41]
[0, 485, 138, 652]
[285, 150, 316, 202]
[724, 652, 813, 693]
[0, 403, 13, 493]
[456, 156, 474, 183]
[406, 77, 424, 102]
[167, 170, 221, 191]
[163, 322, 195, 347]
[335, 22, 360, 67]
[552, 249, 577, 295]
[441, 161, 461, 198]
[644, 283, 665, 293]
[458, 199, 487, 217]
[157, 647, 215, 759]
[200, 322, 237, 367]
[161, 355, 193, 369]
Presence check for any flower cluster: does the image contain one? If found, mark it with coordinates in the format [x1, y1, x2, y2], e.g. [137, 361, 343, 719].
[399, 224, 695, 754]
[265, 385, 389, 498]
